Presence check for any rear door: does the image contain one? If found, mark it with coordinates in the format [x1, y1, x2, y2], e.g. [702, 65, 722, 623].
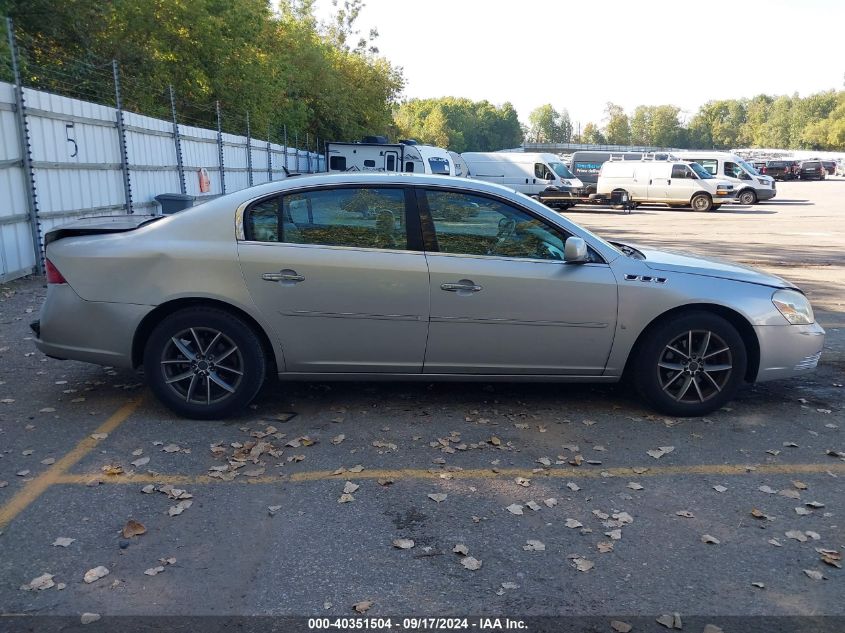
[418, 188, 618, 375]
[238, 185, 430, 373]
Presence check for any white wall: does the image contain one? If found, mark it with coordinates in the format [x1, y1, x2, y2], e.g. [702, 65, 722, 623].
[0, 81, 325, 281]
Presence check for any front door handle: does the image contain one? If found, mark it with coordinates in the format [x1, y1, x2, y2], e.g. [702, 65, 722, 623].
[440, 280, 483, 293]
[262, 269, 305, 283]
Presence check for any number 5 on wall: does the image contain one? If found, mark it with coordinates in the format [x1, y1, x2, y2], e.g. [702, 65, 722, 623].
[65, 122, 78, 158]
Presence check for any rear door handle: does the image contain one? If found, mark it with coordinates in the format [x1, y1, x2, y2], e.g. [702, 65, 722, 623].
[440, 280, 482, 293]
[262, 269, 305, 283]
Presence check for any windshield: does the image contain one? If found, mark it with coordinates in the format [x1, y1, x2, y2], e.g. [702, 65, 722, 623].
[549, 161, 575, 179]
[689, 162, 714, 179]
[738, 159, 760, 176]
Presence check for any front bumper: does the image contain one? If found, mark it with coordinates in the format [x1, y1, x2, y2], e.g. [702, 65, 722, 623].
[756, 188, 777, 201]
[33, 284, 152, 368]
[754, 321, 825, 382]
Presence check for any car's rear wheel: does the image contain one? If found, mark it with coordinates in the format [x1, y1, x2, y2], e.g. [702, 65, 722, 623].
[144, 308, 266, 419]
[690, 193, 712, 212]
[738, 189, 757, 205]
[634, 312, 747, 416]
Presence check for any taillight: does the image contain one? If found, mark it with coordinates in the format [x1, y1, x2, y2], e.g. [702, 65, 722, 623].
[45, 259, 67, 284]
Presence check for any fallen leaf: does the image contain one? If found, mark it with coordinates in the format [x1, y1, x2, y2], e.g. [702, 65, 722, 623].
[565, 518, 583, 529]
[393, 538, 414, 549]
[16, 470, 30, 477]
[675, 510, 695, 518]
[632, 466, 649, 474]
[348, 465, 365, 473]
[702, 626, 724, 633]
[713, 485, 728, 493]
[130, 456, 150, 468]
[268, 505, 282, 515]
[647, 446, 675, 459]
[101, 464, 123, 476]
[40, 458, 55, 465]
[81, 613, 101, 624]
[338, 493, 354, 503]
[566, 482, 580, 492]
[537, 457, 551, 467]
[90, 433, 108, 440]
[121, 519, 146, 538]
[785, 530, 808, 542]
[768, 538, 783, 547]
[627, 482, 644, 491]
[803, 569, 825, 580]
[656, 613, 683, 629]
[779, 489, 801, 499]
[452, 543, 469, 556]
[597, 541, 614, 553]
[515, 477, 531, 487]
[544, 498, 558, 508]
[140, 484, 155, 494]
[751, 508, 772, 520]
[611, 621, 632, 633]
[331, 434, 345, 445]
[795, 507, 812, 516]
[144, 566, 165, 576]
[461, 556, 482, 570]
[168, 500, 193, 516]
[751, 582, 765, 589]
[701, 534, 720, 544]
[806, 501, 825, 508]
[83, 566, 109, 584]
[758, 485, 777, 494]
[572, 557, 594, 572]
[377, 478, 393, 486]
[793, 481, 808, 490]
[162, 443, 180, 453]
[606, 529, 622, 540]
[52, 537, 75, 547]
[805, 530, 821, 540]
[343, 481, 359, 495]
[506, 503, 524, 515]
[523, 540, 545, 551]
[352, 600, 373, 613]
[489, 436, 501, 446]
[501, 582, 519, 590]
[525, 501, 541, 511]
[428, 493, 447, 503]
[21, 573, 55, 591]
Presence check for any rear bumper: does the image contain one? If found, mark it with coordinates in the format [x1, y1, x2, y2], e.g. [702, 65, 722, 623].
[754, 322, 825, 382]
[32, 284, 152, 368]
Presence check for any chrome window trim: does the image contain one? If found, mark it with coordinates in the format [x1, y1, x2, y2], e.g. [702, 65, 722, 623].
[237, 239, 424, 257]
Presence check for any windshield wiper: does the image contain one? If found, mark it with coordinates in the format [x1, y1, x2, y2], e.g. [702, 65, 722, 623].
[610, 241, 645, 260]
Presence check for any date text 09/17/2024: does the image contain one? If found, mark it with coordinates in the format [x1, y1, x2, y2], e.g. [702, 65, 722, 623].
[307, 618, 527, 630]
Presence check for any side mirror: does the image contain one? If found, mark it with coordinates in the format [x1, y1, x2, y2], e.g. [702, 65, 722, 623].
[564, 236, 588, 263]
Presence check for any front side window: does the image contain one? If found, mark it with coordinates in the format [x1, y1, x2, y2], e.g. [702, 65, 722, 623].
[671, 164, 693, 179]
[424, 190, 572, 261]
[246, 187, 407, 250]
[534, 163, 554, 180]
[688, 162, 714, 179]
[725, 161, 750, 179]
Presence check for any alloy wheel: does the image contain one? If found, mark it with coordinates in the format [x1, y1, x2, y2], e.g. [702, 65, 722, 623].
[160, 327, 244, 405]
[657, 329, 733, 404]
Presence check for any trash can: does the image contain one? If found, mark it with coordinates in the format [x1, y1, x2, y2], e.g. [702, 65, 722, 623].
[155, 193, 194, 215]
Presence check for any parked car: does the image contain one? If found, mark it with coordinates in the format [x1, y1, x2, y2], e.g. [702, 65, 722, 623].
[821, 160, 836, 176]
[32, 173, 824, 419]
[764, 160, 795, 181]
[597, 160, 734, 211]
[799, 160, 826, 180]
[836, 160, 845, 177]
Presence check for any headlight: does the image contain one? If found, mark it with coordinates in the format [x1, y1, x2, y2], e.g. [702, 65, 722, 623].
[757, 178, 770, 185]
[772, 289, 814, 325]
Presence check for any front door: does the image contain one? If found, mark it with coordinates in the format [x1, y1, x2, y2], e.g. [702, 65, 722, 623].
[419, 189, 618, 375]
[665, 164, 700, 204]
[238, 186, 429, 373]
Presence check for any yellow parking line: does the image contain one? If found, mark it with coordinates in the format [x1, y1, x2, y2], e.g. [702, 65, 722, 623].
[53, 461, 845, 486]
[0, 397, 144, 530]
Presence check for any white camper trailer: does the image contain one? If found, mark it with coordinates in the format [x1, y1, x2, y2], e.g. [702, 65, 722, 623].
[461, 152, 584, 197]
[325, 139, 455, 175]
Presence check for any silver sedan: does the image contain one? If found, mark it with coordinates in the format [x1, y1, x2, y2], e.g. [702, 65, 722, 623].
[33, 173, 824, 418]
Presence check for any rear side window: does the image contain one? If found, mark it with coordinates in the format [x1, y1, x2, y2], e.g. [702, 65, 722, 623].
[246, 187, 408, 250]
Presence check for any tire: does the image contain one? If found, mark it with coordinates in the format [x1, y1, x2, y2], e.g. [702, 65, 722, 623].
[738, 189, 757, 205]
[690, 193, 712, 212]
[143, 307, 267, 419]
[633, 311, 747, 417]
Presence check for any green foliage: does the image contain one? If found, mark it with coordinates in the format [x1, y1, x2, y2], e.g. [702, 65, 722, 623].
[1, 0, 403, 142]
[393, 97, 522, 151]
[603, 102, 630, 145]
[581, 122, 605, 145]
[525, 104, 572, 143]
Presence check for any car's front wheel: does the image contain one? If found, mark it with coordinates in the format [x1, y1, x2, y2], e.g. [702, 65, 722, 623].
[738, 189, 757, 205]
[634, 312, 747, 416]
[143, 307, 266, 419]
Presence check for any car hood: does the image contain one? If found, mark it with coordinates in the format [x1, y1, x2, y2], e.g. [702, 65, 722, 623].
[637, 247, 796, 289]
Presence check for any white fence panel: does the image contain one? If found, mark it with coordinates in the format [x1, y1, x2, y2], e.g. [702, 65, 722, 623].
[0, 82, 36, 280]
[179, 124, 221, 196]
[124, 110, 179, 212]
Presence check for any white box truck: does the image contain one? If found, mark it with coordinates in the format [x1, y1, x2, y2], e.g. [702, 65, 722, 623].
[461, 152, 585, 207]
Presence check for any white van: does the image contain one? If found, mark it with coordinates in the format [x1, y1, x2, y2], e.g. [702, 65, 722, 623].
[597, 160, 734, 211]
[448, 151, 469, 178]
[461, 152, 584, 197]
[675, 151, 775, 205]
[326, 140, 455, 175]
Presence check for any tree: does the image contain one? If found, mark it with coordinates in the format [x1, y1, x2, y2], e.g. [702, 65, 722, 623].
[603, 102, 630, 145]
[527, 104, 561, 143]
[582, 122, 606, 145]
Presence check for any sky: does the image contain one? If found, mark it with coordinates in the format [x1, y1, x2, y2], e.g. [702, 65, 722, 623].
[312, 0, 845, 127]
